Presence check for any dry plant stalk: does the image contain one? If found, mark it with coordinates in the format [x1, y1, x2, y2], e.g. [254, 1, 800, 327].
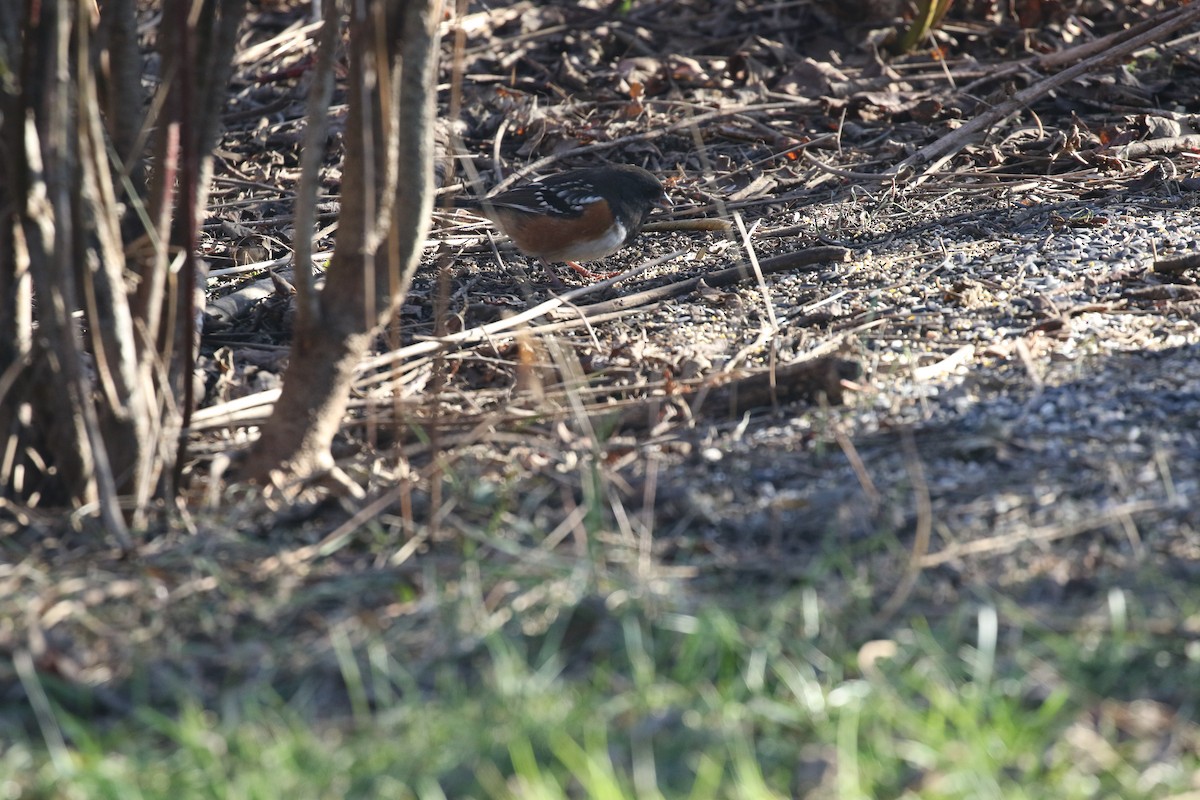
[241, 0, 442, 486]
[0, 0, 245, 541]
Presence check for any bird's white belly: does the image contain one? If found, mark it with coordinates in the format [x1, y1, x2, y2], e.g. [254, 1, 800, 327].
[541, 220, 627, 263]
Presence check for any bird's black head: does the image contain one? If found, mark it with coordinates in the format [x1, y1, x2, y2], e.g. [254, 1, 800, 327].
[608, 165, 669, 212]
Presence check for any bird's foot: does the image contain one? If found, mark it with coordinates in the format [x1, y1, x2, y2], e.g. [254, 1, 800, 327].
[566, 261, 623, 281]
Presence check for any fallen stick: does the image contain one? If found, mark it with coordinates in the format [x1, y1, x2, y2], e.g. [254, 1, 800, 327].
[567, 245, 850, 318]
[615, 355, 861, 432]
[894, 4, 1200, 181]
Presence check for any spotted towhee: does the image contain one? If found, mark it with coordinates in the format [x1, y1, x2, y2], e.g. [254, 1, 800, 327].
[457, 165, 670, 280]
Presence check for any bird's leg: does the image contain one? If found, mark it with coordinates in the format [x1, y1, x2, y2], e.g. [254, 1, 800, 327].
[567, 261, 623, 280]
[541, 261, 567, 287]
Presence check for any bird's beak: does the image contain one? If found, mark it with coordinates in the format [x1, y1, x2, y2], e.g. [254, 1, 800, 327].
[655, 195, 673, 211]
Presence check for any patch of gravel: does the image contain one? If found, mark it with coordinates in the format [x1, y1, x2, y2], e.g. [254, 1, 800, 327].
[593, 185, 1200, 614]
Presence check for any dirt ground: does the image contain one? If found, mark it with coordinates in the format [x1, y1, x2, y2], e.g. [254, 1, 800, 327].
[4, 0, 1200, 721]
[202, 0, 1200, 702]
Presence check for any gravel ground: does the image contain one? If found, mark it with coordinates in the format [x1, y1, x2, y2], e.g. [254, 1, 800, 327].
[197, 0, 1200, 640]
[606, 185, 1200, 620]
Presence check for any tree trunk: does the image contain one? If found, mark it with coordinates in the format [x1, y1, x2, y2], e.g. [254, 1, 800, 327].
[242, 0, 441, 483]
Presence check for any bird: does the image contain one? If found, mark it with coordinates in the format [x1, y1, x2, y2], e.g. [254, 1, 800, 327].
[456, 165, 670, 281]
